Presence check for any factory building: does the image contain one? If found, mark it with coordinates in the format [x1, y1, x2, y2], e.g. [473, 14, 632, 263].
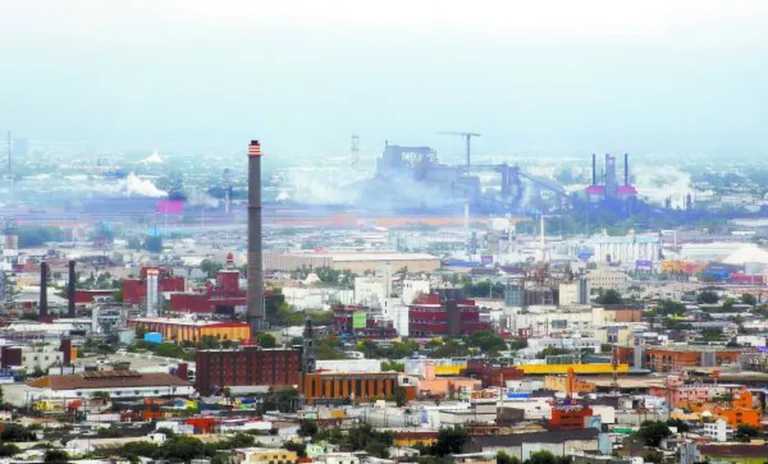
[331, 305, 398, 339]
[589, 232, 661, 265]
[408, 294, 491, 338]
[195, 347, 301, 396]
[123, 267, 185, 306]
[169, 254, 247, 314]
[508, 305, 605, 337]
[615, 345, 741, 372]
[127, 317, 251, 343]
[300, 371, 416, 405]
[263, 252, 440, 274]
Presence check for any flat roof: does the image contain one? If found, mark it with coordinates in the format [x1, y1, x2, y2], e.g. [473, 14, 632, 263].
[129, 317, 249, 328]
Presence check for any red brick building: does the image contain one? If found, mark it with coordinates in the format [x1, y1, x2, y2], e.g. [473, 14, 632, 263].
[461, 360, 524, 388]
[332, 305, 398, 339]
[195, 347, 301, 395]
[123, 267, 185, 306]
[551, 406, 593, 429]
[169, 254, 247, 314]
[409, 294, 491, 338]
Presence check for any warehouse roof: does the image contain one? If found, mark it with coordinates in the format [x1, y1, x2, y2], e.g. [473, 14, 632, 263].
[27, 371, 190, 391]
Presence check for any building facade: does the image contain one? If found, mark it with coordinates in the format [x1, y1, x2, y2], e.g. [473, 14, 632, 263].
[408, 294, 491, 338]
[127, 318, 251, 343]
[195, 347, 301, 396]
[300, 372, 416, 405]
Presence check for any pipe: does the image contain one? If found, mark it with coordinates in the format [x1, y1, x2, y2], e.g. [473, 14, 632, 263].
[247, 140, 265, 336]
[68, 260, 76, 318]
[624, 153, 629, 185]
[591, 153, 596, 185]
[40, 262, 48, 318]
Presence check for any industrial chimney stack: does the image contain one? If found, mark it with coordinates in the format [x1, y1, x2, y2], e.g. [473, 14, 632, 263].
[247, 140, 265, 336]
[39, 262, 48, 317]
[591, 153, 596, 185]
[624, 153, 629, 185]
[68, 260, 76, 318]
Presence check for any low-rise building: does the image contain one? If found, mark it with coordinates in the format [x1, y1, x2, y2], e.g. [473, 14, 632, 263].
[127, 317, 251, 343]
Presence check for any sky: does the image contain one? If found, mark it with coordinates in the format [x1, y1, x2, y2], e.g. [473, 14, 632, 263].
[1, 0, 767, 163]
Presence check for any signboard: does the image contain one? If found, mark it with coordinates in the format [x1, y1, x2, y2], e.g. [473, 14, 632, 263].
[352, 311, 367, 330]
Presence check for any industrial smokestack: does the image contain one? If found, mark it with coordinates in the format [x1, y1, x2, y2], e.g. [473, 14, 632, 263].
[39, 262, 48, 318]
[247, 140, 265, 336]
[624, 153, 629, 185]
[67, 260, 76, 318]
[591, 153, 596, 185]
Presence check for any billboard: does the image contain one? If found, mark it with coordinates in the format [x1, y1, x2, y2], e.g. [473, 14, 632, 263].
[352, 311, 367, 330]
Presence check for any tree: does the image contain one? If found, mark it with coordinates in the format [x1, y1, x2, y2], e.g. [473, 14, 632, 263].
[741, 293, 757, 306]
[508, 338, 528, 351]
[158, 436, 208, 462]
[43, 449, 70, 464]
[497, 451, 521, 464]
[394, 386, 408, 407]
[284, 442, 307, 458]
[636, 420, 671, 447]
[734, 424, 759, 442]
[525, 451, 556, 464]
[381, 360, 405, 372]
[298, 419, 318, 437]
[666, 418, 690, 433]
[258, 333, 277, 348]
[536, 346, 571, 359]
[595, 289, 623, 305]
[0, 444, 20, 457]
[200, 259, 224, 279]
[0, 424, 36, 442]
[697, 291, 719, 304]
[467, 330, 507, 354]
[112, 288, 123, 302]
[655, 299, 686, 316]
[432, 426, 467, 456]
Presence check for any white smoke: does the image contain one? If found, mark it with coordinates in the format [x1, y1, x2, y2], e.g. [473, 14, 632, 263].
[186, 187, 220, 208]
[140, 150, 164, 165]
[282, 167, 360, 204]
[115, 173, 168, 198]
[634, 165, 693, 208]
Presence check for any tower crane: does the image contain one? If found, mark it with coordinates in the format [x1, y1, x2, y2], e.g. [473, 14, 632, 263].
[437, 131, 481, 168]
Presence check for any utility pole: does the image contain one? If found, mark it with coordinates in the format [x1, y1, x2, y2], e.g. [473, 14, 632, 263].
[436, 131, 481, 169]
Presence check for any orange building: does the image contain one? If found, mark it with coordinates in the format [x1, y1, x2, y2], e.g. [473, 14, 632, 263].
[713, 390, 762, 429]
[300, 372, 416, 405]
[615, 346, 740, 372]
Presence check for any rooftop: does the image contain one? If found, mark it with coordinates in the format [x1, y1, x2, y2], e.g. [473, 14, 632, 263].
[27, 371, 190, 391]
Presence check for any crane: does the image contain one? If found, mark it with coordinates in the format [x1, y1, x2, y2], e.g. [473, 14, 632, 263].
[437, 131, 481, 169]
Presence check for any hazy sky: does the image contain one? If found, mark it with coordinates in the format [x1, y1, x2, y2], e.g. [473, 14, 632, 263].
[1, 0, 767, 162]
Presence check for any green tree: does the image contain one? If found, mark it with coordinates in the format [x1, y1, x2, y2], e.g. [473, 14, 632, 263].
[258, 333, 277, 348]
[432, 426, 467, 456]
[394, 386, 408, 407]
[655, 299, 686, 316]
[742, 293, 758, 306]
[734, 424, 760, 442]
[284, 442, 307, 458]
[666, 418, 690, 432]
[536, 346, 571, 359]
[298, 419, 318, 437]
[43, 449, 70, 464]
[158, 436, 208, 462]
[200, 259, 224, 279]
[497, 451, 521, 464]
[636, 420, 671, 447]
[381, 360, 405, 372]
[697, 291, 719, 304]
[0, 443, 20, 457]
[112, 288, 124, 302]
[595, 289, 623, 305]
[0, 424, 36, 442]
[467, 330, 507, 353]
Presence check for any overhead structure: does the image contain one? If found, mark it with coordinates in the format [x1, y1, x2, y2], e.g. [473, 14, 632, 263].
[437, 131, 481, 168]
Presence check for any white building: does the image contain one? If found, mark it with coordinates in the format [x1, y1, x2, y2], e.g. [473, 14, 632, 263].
[508, 305, 605, 337]
[703, 419, 732, 442]
[590, 232, 661, 265]
[20, 344, 65, 373]
[354, 276, 388, 309]
[402, 279, 430, 305]
[587, 266, 632, 293]
[524, 336, 601, 356]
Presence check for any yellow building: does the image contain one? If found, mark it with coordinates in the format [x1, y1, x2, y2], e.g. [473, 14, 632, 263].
[518, 363, 629, 375]
[545, 374, 596, 394]
[241, 448, 298, 464]
[127, 318, 251, 343]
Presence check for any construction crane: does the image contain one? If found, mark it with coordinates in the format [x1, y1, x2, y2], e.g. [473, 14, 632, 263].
[437, 131, 481, 168]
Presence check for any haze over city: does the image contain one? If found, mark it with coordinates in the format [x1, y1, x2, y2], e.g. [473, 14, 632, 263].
[3, 3, 768, 464]
[1, 0, 768, 158]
